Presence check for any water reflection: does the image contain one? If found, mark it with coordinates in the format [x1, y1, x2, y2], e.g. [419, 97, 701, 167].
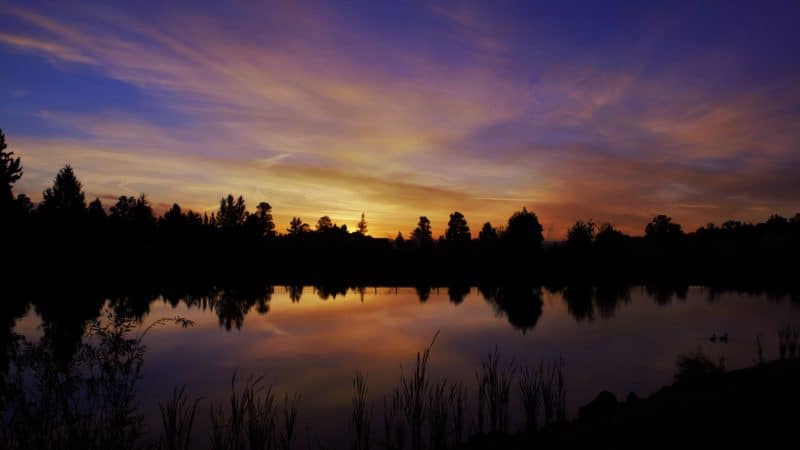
[479, 285, 544, 333]
[4, 283, 800, 446]
[447, 284, 470, 305]
[4, 283, 800, 341]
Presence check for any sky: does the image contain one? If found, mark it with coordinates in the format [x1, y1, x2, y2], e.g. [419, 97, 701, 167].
[1, 0, 799, 238]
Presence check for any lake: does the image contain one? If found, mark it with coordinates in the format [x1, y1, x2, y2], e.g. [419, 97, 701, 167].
[9, 285, 800, 448]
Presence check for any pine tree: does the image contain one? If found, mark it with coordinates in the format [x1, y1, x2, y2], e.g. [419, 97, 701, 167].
[357, 212, 368, 235]
[0, 129, 23, 205]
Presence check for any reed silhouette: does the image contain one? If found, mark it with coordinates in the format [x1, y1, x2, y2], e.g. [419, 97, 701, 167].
[4, 309, 800, 449]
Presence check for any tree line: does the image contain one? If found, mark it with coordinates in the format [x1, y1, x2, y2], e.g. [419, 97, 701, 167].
[2, 129, 799, 284]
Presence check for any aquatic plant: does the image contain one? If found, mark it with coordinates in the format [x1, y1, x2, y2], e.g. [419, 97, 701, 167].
[280, 393, 300, 450]
[399, 331, 438, 450]
[427, 379, 455, 450]
[0, 311, 192, 450]
[381, 387, 405, 450]
[549, 358, 567, 424]
[674, 349, 725, 383]
[451, 381, 467, 444]
[159, 386, 201, 450]
[519, 363, 544, 432]
[207, 374, 280, 450]
[475, 346, 516, 433]
[351, 372, 371, 450]
[755, 334, 766, 366]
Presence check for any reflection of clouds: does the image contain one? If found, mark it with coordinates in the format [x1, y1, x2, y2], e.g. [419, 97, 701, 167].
[3, 3, 799, 237]
[128, 286, 800, 444]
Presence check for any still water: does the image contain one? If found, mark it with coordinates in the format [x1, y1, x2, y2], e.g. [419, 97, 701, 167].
[12, 285, 800, 446]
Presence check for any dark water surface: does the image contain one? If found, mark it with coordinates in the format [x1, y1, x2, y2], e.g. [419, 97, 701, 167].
[12, 286, 800, 447]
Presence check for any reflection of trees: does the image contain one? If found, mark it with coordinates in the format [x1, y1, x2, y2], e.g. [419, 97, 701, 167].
[448, 284, 470, 305]
[107, 289, 159, 322]
[288, 284, 303, 303]
[478, 284, 498, 302]
[415, 285, 431, 303]
[314, 283, 348, 300]
[0, 297, 29, 373]
[563, 285, 594, 322]
[594, 285, 630, 319]
[646, 284, 688, 306]
[32, 289, 106, 367]
[206, 285, 274, 331]
[560, 285, 631, 322]
[482, 285, 544, 333]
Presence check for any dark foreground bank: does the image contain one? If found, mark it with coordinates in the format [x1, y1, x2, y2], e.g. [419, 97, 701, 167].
[462, 358, 800, 449]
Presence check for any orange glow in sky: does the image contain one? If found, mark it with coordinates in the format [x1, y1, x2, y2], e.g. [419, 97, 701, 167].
[2, 2, 799, 237]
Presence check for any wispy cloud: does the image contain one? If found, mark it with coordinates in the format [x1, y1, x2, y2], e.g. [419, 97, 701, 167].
[1, 2, 799, 236]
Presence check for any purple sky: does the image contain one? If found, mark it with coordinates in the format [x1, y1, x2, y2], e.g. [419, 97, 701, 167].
[1, 1, 799, 237]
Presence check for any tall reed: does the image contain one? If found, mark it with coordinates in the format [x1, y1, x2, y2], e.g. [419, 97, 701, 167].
[427, 379, 455, 450]
[382, 388, 405, 450]
[779, 326, 790, 360]
[755, 334, 765, 366]
[208, 374, 279, 450]
[400, 331, 438, 450]
[451, 381, 467, 445]
[541, 358, 566, 425]
[351, 372, 371, 450]
[519, 364, 544, 432]
[280, 393, 300, 450]
[475, 346, 516, 434]
[159, 386, 201, 450]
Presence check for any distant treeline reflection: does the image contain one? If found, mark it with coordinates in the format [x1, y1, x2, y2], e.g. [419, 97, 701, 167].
[2, 129, 800, 284]
[3, 280, 799, 373]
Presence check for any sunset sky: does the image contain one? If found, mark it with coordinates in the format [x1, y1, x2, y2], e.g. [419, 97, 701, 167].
[1, 1, 799, 238]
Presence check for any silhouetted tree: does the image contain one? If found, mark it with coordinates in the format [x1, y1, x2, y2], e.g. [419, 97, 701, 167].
[567, 220, 595, 250]
[645, 215, 683, 239]
[87, 198, 106, 220]
[244, 201, 275, 238]
[14, 194, 33, 216]
[766, 214, 788, 227]
[37, 165, 87, 230]
[161, 203, 185, 227]
[287, 217, 309, 235]
[595, 223, 624, 244]
[0, 129, 22, 207]
[395, 232, 406, 247]
[86, 198, 107, 235]
[357, 212, 368, 235]
[217, 195, 247, 229]
[109, 195, 155, 228]
[445, 211, 471, 241]
[722, 220, 743, 231]
[316, 215, 335, 231]
[479, 222, 498, 241]
[1, 144, 32, 229]
[412, 216, 433, 245]
[504, 207, 544, 249]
